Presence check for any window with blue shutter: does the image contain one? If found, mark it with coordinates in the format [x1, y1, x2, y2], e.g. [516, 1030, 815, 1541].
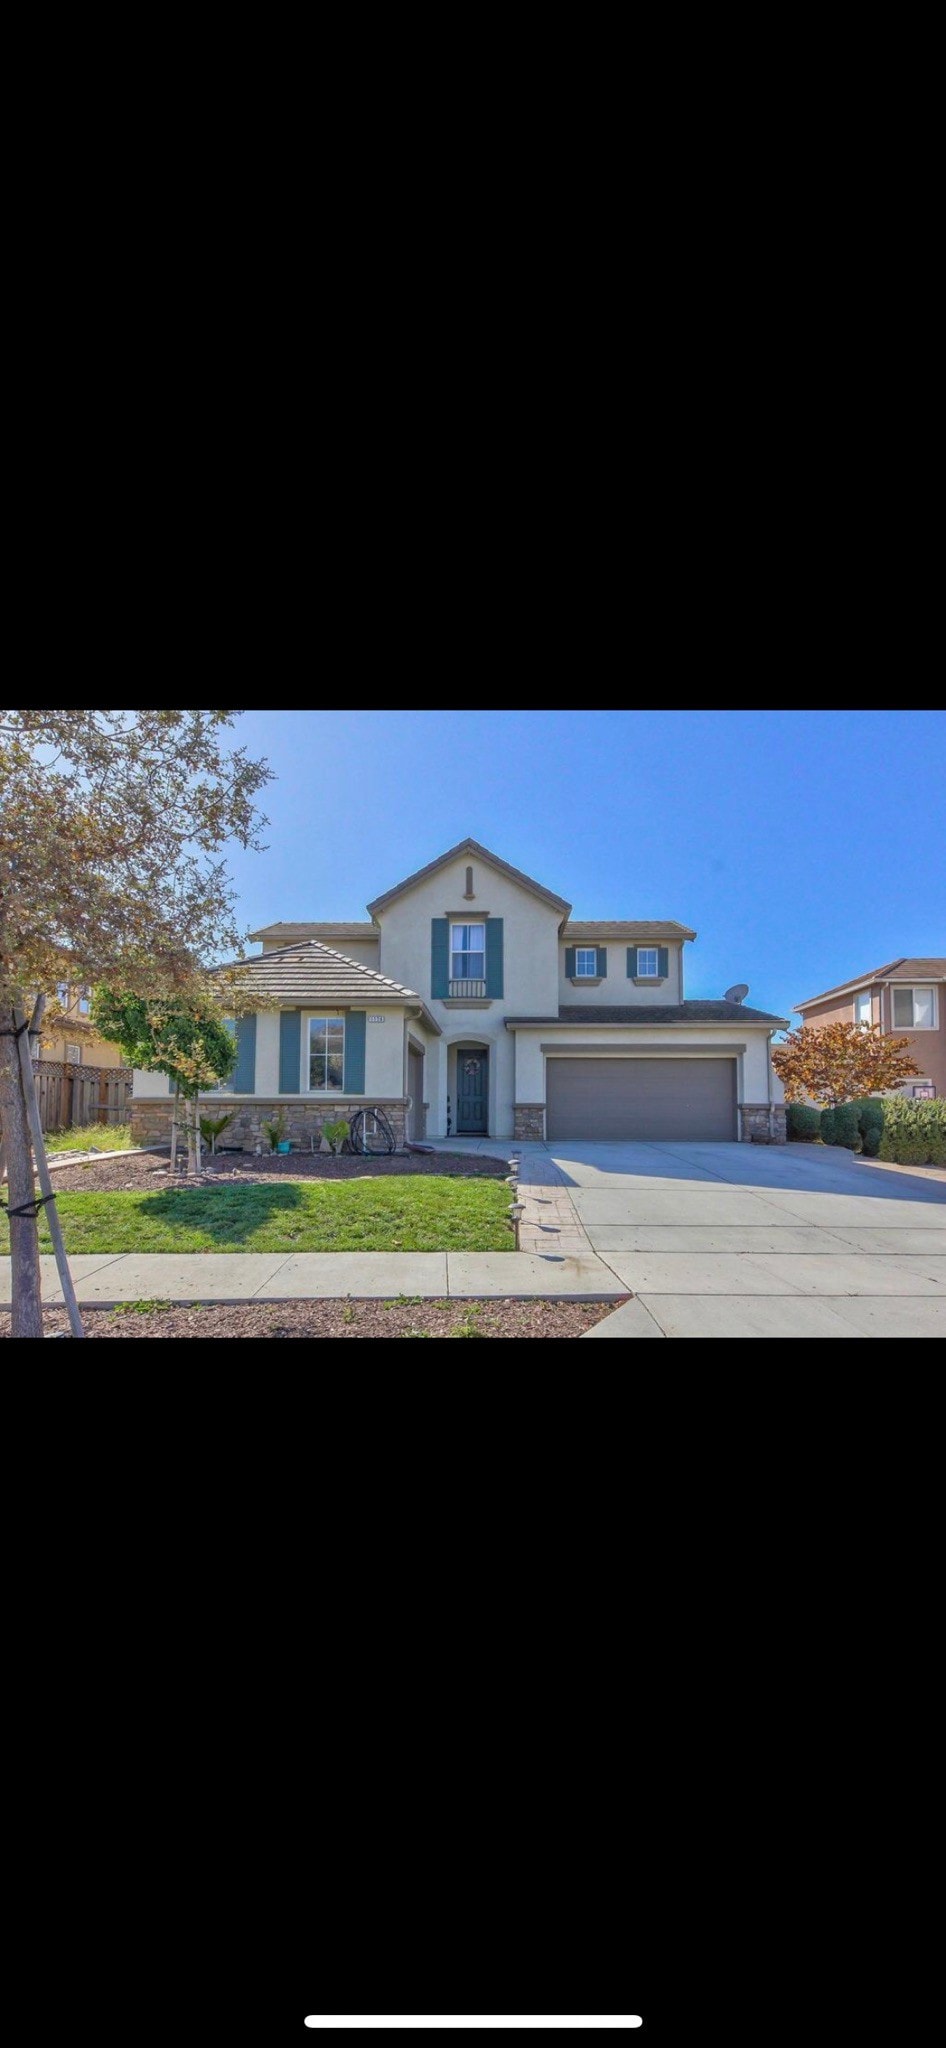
[658, 947, 669, 979]
[431, 919, 449, 999]
[279, 1011, 301, 1093]
[596, 947, 608, 978]
[485, 919, 504, 998]
[565, 947, 576, 979]
[234, 1013, 257, 1092]
[344, 1011, 366, 1094]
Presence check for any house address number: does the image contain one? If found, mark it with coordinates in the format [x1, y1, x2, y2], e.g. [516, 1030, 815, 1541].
[367, 1015, 385, 1022]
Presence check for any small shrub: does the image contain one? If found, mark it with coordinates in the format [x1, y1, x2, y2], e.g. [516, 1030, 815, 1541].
[323, 1118, 350, 1156]
[199, 1110, 236, 1152]
[819, 1108, 837, 1145]
[787, 1103, 821, 1141]
[832, 1104, 861, 1150]
[263, 1106, 289, 1152]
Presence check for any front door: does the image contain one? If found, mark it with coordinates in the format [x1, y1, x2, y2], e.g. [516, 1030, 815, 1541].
[457, 1048, 488, 1134]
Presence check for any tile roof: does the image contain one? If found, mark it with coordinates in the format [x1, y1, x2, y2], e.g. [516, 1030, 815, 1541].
[219, 939, 440, 1033]
[248, 922, 378, 943]
[503, 1001, 789, 1027]
[563, 920, 697, 941]
[796, 958, 946, 1008]
[366, 838, 571, 917]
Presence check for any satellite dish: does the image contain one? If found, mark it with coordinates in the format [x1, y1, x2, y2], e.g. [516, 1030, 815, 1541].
[724, 983, 749, 1004]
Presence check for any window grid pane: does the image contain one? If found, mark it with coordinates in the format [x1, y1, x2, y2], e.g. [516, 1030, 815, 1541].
[893, 989, 913, 1028]
[576, 949, 597, 977]
[638, 949, 658, 977]
[309, 1018, 344, 1091]
[913, 988, 934, 1028]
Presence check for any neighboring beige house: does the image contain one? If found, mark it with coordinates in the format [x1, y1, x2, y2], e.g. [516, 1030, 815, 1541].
[131, 838, 789, 1147]
[40, 978, 128, 1071]
[795, 958, 946, 1099]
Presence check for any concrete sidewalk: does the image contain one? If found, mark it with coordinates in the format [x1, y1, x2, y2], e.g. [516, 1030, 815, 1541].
[0, 1250, 624, 1306]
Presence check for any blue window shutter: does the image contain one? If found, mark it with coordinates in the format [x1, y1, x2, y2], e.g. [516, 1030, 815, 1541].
[627, 948, 637, 978]
[486, 918, 504, 998]
[279, 1010, 300, 1093]
[344, 1011, 366, 1094]
[234, 1013, 257, 1092]
[431, 919, 449, 998]
[565, 947, 576, 978]
[167, 1072, 174, 1092]
[658, 947, 669, 979]
[596, 947, 608, 977]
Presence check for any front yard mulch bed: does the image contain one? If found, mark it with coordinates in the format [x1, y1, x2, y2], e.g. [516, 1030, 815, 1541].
[0, 1299, 624, 1339]
[45, 1150, 510, 1195]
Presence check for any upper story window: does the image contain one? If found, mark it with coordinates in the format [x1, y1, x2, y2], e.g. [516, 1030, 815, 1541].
[636, 948, 659, 978]
[309, 1016, 345, 1090]
[56, 982, 70, 1007]
[450, 923, 486, 997]
[78, 985, 91, 1015]
[575, 948, 598, 978]
[854, 992, 872, 1028]
[892, 986, 936, 1030]
[451, 924, 485, 979]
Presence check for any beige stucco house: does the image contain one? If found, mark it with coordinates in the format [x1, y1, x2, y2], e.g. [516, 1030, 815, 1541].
[796, 958, 945, 1099]
[130, 839, 789, 1148]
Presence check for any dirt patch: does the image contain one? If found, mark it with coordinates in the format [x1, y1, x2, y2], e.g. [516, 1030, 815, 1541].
[45, 1149, 511, 1196]
[0, 1298, 623, 1340]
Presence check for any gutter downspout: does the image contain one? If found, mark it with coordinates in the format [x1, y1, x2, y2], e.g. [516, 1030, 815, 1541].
[766, 1032, 775, 1139]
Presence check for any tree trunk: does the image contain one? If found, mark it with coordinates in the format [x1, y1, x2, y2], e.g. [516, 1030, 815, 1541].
[0, 1017, 43, 1338]
[14, 1000, 85, 1339]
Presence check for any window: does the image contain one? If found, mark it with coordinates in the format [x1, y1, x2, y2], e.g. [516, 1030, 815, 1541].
[854, 992, 872, 1028]
[78, 986, 91, 1015]
[575, 948, 599, 978]
[892, 986, 935, 1029]
[636, 948, 659, 978]
[309, 1017, 345, 1090]
[56, 982, 69, 1007]
[65, 1042, 82, 1065]
[451, 924, 485, 981]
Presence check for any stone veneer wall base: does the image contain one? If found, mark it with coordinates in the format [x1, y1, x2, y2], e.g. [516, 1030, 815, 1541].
[514, 1104, 546, 1141]
[130, 1098, 408, 1151]
[738, 1103, 787, 1144]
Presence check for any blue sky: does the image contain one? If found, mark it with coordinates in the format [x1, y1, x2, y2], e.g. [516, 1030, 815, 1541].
[223, 711, 945, 1035]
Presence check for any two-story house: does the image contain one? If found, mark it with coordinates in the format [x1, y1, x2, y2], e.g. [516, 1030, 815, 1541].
[795, 958, 945, 1099]
[130, 839, 789, 1147]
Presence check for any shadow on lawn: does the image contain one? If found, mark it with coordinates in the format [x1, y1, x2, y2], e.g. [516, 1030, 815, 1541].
[143, 1182, 305, 1244]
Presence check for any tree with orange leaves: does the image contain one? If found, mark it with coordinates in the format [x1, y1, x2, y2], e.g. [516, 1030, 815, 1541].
[771, 1022, 920, 1106]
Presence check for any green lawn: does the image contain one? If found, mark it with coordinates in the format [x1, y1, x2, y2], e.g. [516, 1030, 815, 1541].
[2, 1177, 512, 1254]
[45, 1124, 134, 1153]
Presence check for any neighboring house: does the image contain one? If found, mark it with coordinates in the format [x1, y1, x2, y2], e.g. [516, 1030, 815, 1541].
[795, 958, 946, 1099]
[39, 978, 128, 1071]
[131, 838, 789, 1147]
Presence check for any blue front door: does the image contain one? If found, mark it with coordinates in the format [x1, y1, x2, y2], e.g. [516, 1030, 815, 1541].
[457, 1049, 488, 1134]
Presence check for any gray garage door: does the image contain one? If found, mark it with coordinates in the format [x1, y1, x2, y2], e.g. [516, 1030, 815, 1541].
[546, 1058, 737, 1142]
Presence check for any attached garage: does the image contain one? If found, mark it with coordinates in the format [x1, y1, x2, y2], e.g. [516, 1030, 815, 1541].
[545, 1056, 738, 1142]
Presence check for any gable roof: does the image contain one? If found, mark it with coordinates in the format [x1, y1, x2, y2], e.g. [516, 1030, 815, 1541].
[563, 920, 697, 941]
[797, 958, 946, 1009]
[366, 838, 572, 919]
[248, 921, 378, 944]
[220, 939, 441, 1033]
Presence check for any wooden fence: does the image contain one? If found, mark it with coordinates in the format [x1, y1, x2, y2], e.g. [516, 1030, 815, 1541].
[31, 1061, 134, 1134]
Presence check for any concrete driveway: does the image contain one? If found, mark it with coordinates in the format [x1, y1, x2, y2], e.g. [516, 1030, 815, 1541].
[518, 1140, 946, 1337]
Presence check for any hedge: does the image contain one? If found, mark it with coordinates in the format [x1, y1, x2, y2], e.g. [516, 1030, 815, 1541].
[877, 1096, 945, 1166]
[787, 1103, 821, 1141]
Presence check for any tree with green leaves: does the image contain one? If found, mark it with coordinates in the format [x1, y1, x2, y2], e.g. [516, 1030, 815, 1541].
[0, 710, 272, 1339]
[93, 989, 238, 1173]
